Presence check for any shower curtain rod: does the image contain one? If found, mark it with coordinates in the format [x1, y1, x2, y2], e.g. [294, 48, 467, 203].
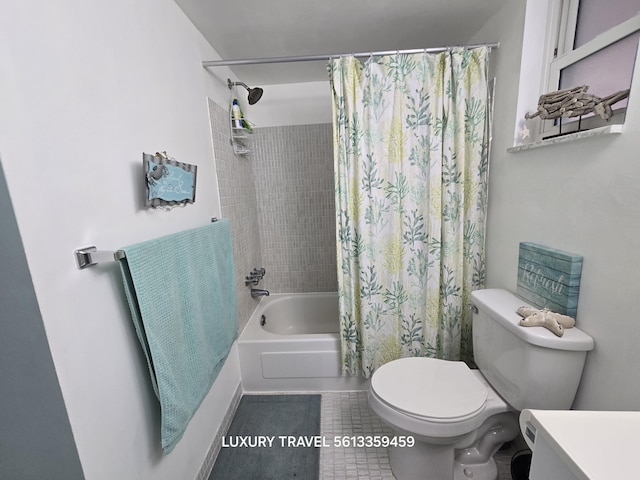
[202, 42, 499, 68]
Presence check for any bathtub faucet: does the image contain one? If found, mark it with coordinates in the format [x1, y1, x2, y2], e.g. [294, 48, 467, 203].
[251, 288, 270, 298]
[245, 267, 267, 286]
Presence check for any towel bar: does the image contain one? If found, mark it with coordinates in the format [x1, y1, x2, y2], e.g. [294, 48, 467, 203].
[75, 217, 221, 269]
[74, 246, 126, 269]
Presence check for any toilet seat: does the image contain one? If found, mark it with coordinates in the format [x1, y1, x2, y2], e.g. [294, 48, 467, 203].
[370, 357, 488, 423]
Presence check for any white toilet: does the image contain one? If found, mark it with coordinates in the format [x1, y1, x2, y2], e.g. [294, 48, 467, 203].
[368, 288, 594, 480]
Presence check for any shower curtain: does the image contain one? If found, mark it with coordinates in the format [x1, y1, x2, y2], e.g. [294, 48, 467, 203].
[329, 47, 490, 377]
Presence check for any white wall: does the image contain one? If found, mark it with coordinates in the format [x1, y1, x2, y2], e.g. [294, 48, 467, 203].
[246, 81, 332, 127]
[471, 1, 640, 410]
[0, 1, 241, 479]
[0, 164, 84, 479]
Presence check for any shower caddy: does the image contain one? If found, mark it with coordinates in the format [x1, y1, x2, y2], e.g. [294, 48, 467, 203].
[229, 106, 251, 155]
[227, 78, 263, 156]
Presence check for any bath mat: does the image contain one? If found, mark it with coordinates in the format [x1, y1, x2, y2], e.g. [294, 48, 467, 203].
[209, 394, 321, 480]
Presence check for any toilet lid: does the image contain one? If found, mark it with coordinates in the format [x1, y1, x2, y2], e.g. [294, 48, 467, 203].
[371, 357, 488, 421]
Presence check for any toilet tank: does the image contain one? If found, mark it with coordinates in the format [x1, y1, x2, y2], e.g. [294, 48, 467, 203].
[471, 289, 594, 411]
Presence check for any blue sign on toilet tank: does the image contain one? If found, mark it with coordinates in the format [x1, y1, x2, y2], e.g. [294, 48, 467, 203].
[516, 242, 583, 318]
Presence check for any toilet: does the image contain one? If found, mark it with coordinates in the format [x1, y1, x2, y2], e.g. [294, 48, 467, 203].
[368, 288, 594, 480]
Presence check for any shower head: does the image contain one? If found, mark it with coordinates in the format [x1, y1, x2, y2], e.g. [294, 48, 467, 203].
[227, 78, 264, 105]
[247, 86, 264, 105]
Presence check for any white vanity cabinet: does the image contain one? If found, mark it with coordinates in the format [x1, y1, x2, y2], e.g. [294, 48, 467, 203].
[520, 409, 640, 480]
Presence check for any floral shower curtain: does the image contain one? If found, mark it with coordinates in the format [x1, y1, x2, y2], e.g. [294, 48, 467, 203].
[328, 48, 491, 377]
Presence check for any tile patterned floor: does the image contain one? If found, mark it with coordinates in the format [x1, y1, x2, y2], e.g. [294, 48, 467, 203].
[320, 392, 395, 479]
[319, 391, 528, 480]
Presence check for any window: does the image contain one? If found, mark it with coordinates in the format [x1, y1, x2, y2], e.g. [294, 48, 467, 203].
[540, 0, 640, 137]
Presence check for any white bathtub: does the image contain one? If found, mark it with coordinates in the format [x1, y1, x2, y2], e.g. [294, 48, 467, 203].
[237, 292, 367, 392]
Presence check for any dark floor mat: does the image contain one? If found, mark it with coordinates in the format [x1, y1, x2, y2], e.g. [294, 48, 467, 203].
[209, 394, 321, 480]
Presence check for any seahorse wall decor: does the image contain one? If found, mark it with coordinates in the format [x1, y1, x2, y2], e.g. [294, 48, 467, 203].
[146, 163, 168, 185]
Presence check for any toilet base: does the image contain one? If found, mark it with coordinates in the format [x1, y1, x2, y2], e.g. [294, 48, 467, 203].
[390, 445, 500, 480]
[386, 412, 519, 480]
[389, 443, 500, 480]
[389, 440, 455, 480]
[454, 458, 498, 480]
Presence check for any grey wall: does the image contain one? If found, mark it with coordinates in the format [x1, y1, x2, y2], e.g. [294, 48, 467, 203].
[0, 160, 84, 480]
[209, 99, 263, 333]
[210, 101, 337, 332]
[253, 124, 337, 293]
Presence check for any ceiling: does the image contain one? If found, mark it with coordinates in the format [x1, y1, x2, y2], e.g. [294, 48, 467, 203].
[175, 0, 507, 86]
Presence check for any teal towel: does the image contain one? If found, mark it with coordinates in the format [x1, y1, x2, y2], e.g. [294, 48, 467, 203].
[119, 219, 237, 454]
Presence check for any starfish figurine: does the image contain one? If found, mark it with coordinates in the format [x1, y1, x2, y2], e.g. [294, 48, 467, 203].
[520, 124, 530, 140]
[516, 306, 575, 337]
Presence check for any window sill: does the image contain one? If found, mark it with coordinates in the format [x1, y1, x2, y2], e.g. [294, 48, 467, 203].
[507, 124, 624, 153]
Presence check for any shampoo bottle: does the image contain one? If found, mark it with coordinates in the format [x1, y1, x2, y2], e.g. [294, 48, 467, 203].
[231, 99, 243, 128]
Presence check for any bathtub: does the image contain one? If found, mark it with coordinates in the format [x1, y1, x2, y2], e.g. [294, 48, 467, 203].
[237, 292, 367, 392]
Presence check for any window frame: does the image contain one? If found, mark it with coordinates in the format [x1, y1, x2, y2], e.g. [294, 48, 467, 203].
[539, 0, 640, 138]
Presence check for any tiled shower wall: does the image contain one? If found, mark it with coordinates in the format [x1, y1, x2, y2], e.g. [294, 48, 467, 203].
[208, 99, 262, 332]
[209, 100, 337, 330]
[252, 124, 337, 293]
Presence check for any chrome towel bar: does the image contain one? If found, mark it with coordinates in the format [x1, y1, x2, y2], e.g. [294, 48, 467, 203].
[74, 218, 221, 270]
[74, 246, 126, 270]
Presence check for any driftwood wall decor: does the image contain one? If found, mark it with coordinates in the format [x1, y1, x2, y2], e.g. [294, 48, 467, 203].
[525, 85, 630, 121]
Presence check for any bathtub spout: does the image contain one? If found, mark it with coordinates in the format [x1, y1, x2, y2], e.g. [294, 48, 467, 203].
[251, 288, 270, 298]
